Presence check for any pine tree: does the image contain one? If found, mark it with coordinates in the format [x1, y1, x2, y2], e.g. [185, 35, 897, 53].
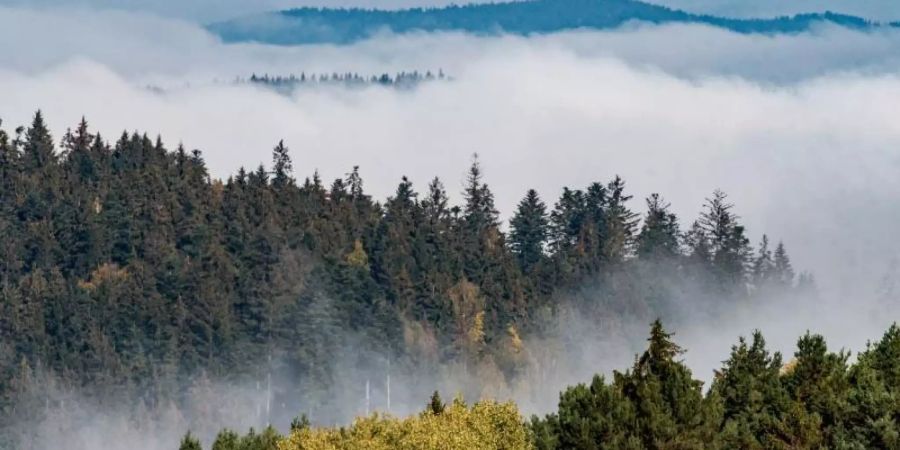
[21, 111, 57, 174]
[752, 235, 775, 290]
[509, 189, 548, 273]
[428, 390, 446, 415]
[416, 177, 454, 324]
[459, 155, 502, 286]
[773, 241, 795, 288]
[636, 193, 680, 259]
[602, 176, 637, 264]
[422, 177, 450, 226]
[684, 220, 711, 266]
[712, 331, 791, 448]
[179, 432, 202, 450]
[346, 165, 365, 201]
[548, 185, 605, 281]
[581, 182, 608, 268]
[462, 154, 499, 232]
[212, 429, 240, 450]
[271, 140, 294, 190]
[372, 177, 420, 312]
[700, 190, 750, 292]
[544, 321, 710, 449]
[784, 332, 850, 445]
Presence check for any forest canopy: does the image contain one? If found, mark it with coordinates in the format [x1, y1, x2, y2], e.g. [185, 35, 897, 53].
[209, 0, 880, 45]
[0, 112, 808, 448]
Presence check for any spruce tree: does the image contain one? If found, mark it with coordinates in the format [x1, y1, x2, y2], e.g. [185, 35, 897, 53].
[636, 193, 680, 259]
[459, 155, 500, 285]
[773, 241, 795, 288]
[700, 190, 750, 292]
[21, 111, 57, 174]
[428, 390, 446, 415]
[602, 176, 637, 264]
[509, 189, 549, 273]
[179, 432, 202, 450]
[784, 332, 851, 445]
[462, 154, 499, 231]
[712, 331, 790, 448]
[752, 235, 775, 290]
[271, 140, 294, 190]
[372, 177, 420, 312]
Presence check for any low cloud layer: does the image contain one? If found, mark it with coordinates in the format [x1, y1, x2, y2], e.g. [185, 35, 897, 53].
[2, 7, 900, 443]
[8, 7, 900, 82]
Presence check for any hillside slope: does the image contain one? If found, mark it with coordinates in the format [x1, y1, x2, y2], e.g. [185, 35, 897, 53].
[209, 0, 877, 45]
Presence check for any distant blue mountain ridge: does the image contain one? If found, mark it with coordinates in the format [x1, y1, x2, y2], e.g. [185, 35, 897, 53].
[208, 0, 894, 45]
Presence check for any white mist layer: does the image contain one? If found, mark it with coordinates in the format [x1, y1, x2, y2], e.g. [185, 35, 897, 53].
[2, 44, 898, 297]
[2, 6, 900, 450]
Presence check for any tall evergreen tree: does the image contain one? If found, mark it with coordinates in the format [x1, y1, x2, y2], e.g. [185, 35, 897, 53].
[509, 189, 548, 273]
[602, 176, 637, 264]
[179, 432, 202, 450]
[711, 331, 791, 448]
[700, 190, 750, 292]
[548, 187, 586, 264]
[752, 235, 775, 289]
[636, 194, 680, 259]
[271, 140, 294, 190]
[462, 154, 499, 232]
[773, 241, 795, 288]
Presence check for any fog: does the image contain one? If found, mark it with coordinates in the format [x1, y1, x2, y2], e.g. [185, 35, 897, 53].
[9, 7, 900, 81]
[3, 5, 900, 449]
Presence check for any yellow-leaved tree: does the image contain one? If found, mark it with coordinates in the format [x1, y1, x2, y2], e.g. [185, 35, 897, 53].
[278, 396, 533, 450]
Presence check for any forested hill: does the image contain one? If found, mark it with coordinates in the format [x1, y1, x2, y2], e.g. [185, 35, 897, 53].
[208, 0, 879, 45]
[0, 112, 809, 447]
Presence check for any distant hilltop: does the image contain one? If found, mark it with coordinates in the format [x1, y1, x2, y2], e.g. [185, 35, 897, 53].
[208, 0, 891, 45]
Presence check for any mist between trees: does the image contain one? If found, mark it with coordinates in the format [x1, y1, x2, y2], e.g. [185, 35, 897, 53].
[0, 112, 883, 450]
[176, 321, 900, 449]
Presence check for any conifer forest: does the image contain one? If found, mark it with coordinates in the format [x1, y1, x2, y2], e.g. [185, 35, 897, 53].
[3, 0, 900, 449]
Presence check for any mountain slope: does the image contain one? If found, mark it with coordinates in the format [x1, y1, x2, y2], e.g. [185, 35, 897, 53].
[209, 0, 877, 45]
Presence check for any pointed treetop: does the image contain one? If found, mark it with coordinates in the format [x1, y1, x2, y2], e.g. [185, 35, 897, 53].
[427, 390, 445, 415]
[178, 432, 201, 450]
[272, 140, 293, 183]
[509, 188, 549, 272]
[774, 241, 795, 287]
[346, 166, 365, 199]
[641, 319, 685, 370]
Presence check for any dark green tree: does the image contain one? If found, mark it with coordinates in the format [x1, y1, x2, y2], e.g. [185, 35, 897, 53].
[602, 176, 637, 264]
[179, 432, 202, 450]
[509, 189, 549, 273]
[636, 194, 680, 259]
[699, 190, 750, 292]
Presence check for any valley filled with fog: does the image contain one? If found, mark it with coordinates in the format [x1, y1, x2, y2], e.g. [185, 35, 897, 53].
[1, 2, 900, 449]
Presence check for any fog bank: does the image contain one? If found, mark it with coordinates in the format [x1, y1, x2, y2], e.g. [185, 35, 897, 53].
[2, 6, 900, 449]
